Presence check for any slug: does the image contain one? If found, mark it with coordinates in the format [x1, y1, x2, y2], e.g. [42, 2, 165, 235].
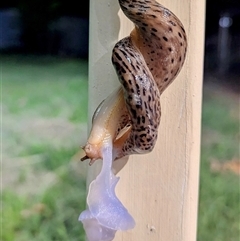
[81, 0, 187, 164]
[79, 0, 187, 240]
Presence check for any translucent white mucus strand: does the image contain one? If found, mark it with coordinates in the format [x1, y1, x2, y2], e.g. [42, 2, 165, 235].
[79, 139, 135, 241]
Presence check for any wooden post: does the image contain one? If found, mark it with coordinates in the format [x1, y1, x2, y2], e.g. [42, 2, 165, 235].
[87, 0, 205, 240]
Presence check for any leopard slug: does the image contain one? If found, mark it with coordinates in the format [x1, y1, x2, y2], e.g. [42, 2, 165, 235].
[79, 1, 187, 239]
[81, 0, 187, 163]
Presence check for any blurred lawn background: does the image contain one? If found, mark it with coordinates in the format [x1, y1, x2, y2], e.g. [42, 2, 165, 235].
[1, 54, 239, 241]
[2, 54, 88, 241]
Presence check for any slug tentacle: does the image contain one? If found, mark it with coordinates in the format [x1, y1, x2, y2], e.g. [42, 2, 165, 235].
[82, 0, 187, 162]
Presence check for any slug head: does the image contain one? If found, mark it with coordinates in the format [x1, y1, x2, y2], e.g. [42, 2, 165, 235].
[81, 87, 132, 165]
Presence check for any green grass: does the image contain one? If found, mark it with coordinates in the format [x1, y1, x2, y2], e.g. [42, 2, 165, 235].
[197, 86, 240, 241]
[1, 54, 88, 241]
[2, 54, 239, 240]
[2, 168, 86, 241]
[2, 54, 88, 122]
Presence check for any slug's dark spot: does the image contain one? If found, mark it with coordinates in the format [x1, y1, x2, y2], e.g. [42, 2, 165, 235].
[143, 88, 146, 96]
[131, 108, 137, 119]
[163, 36, 168, 42]
[151, 28, 157, 32]
[171, 58, 174, 63]
[168, 47, 172, 52]
[142, 22, 148, 26]
[153, 9, 162, 13]
[169, 20, 176, 26]
[150, 14, 157, 18]
[129, 52, 135, 58]
[127, 144, 133, 150]
[169, 27, 173, 32]
[147, 137, 152, 142]
[131, 62, 137, 71]
[180, 42, 183, 46]
[120, 5, 128, 11]
[140, 133, 146, 138]
[123, 81, 128, 88]
[128, 4, 134, 8]
[115, 52, 122, 61]
[121, 67, 126, 74]
[178, 32, 182, 38]
[164, 77, 168, 82]
[141, 27, 146, 31]
[137, 116, 141, 124]
[140, 125, 145, 131]
[151, 32, 157, 37]
[112, 60, 119, 69]
[179, 56, 182, 62]
[136, 12, 142, 15]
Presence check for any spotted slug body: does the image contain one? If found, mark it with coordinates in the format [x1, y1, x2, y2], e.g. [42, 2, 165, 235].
[112, 37, 161, 157]
[82, 0, 187, 163]
[117, 0, 187, 93]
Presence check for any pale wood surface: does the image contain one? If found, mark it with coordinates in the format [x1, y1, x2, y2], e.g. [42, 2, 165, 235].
[87, 0, 205, 240]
